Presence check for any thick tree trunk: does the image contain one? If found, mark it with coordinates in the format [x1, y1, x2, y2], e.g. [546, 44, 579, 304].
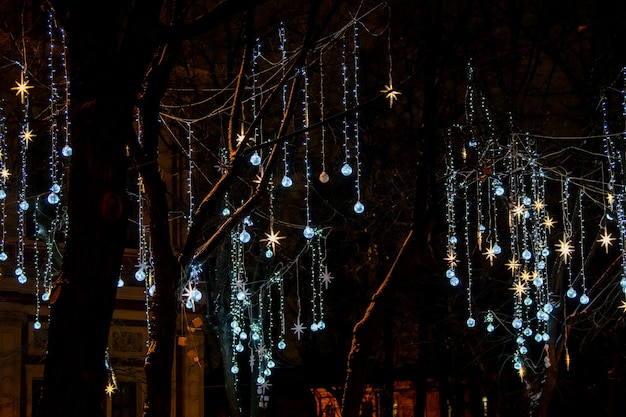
[39, 65, 132, 417]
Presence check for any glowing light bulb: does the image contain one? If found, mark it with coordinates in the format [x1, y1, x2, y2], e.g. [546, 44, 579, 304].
[449, 276, 460, 287]
[341, 163, 352, 176]
[235, 343, 244, 353]
[512, 318, 523, 329]
[47, 192, 59, 205]
[466, 317, 476, 328]
[579, 293, 590, 304]
[42, 292, 50, 302]
[566, 287, 577, 298]
[353, 201, 365, 214]
[303, 226, 315, 239]
[61, 145, 73, 157]
[117, 278, 125, 288]
[135, 269, 146, 282]
[250, 152, 261, 166]
[0, 190, 6, 200]
[192, 289, 202, 302]
[319, 171, 329, 183]
[239, 230, 251, 243]
[221, 207, 230, 216]
[277, 340, 286, 350]
[281, 175, 292, 188]
[19, 200, 29, 211]
[317, 320, 325, 330]
[492, 244, 502, 254]
[18, 274, 27, 284]
[0, 252, 7, 261]
[34, 321, 41, 330]
[231, 365, 239, 374]
[487, 323, 494, 332]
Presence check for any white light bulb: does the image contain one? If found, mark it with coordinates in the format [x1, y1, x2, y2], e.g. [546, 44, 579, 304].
[353, 201, 365, 214]
[341, 163, 352, 176]
[281, 175, 292, 188]
[303, 226, 315, 239]
[61, 145, 73, 157]
[250, 152, 261, 166]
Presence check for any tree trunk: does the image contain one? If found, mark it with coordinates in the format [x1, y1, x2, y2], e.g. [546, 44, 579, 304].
[341, 230, 415, 417]
[39, 53, 132, 417]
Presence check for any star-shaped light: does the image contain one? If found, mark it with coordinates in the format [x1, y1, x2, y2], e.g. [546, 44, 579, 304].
[20, 128, 35, 147]
[444, 251, 457, 267]
[11, 72, 34, 104]
[291, 318, 307, 340]
[380, 83, 401, 108]
[320, 266, 334, 289]
[105, 383, 116, 397]
[0, 168, 10, 180]
[556, 239, 573, 261]
[510, 279, 529, 298]
[512, 203, 526, 220]
[506, 257, 521, 273]
[619, 300, 626, 313]
[483, 244, 497, 265]
[533, 199, 545, 212]
[607, 193, 614, 206]
[542, 215, 556, 231]
[235, 133, 247, 147]
[261, 229, 285, 252]
[519, 269, 532, 282]
[597, 229, 615, 253]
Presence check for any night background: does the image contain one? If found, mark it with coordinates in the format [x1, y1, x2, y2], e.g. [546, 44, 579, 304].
[0, 1, 625, 417]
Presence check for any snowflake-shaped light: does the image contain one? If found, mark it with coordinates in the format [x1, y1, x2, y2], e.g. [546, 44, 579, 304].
[320, 266, 334, 289]
[291, 318, 307, 340]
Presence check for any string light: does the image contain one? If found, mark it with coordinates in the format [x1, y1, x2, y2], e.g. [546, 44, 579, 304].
[351, 21, 364, 214]
[279, 23, 292, 188]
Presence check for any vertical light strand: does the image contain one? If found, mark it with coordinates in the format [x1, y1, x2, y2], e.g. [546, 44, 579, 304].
[579, 190, 589, 305]
[302, 67, 315, 240]
[309, 237, 319, 331]
[135, 112, 152, 340]
[51, 9, 73, 160]
[352, 21, 364, 214]
[444, 128, 460, 287]
[47, 10, 61, 207]
[15, 64, 32, 285]
[463, 183, 475, 328]
[562, 178, 576, 300]
[0, 100, 7, 263]
[279, 23, 292, 188]
[340, 32, 352, 177]
[33, 198, 42, 330]
[318, 51, 329, 184]
[186, 122, 194, 231]
[316, 233, 328, 331]
[249, 38, 263, 168]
